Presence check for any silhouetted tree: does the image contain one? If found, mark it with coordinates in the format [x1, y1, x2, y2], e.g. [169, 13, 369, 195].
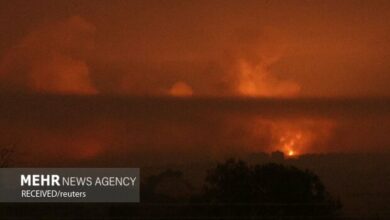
[271, 150, 285, 161]
[142, 169, 193, 202]
[201, 159, 341, 217]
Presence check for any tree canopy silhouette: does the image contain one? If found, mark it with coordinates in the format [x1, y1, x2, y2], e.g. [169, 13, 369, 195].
[201, 159, 341, 216]
[142, 169, 193, 202]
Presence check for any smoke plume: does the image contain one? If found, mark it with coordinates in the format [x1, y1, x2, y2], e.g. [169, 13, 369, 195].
[0, 16, 97, 94]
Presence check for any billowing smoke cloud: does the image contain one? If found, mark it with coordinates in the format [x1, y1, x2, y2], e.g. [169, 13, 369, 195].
[234, 59, 300, 97]
[0, 15, 299, 97]
[0, 0, 388, 166]
[222, 28, 300, 97]
[0, 96, 387, 166]
[109, 29, 301, 97]
[1, 1, 390, 97]
[0, 16, 97, 94]
[258, 118, 334, 155]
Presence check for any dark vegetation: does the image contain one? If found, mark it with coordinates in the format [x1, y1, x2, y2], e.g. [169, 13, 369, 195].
[0, 145, 14, 168]
[1, 156, 342, 219]
[138, 159, 341, 219]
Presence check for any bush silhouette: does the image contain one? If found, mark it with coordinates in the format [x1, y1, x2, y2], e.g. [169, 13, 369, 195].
[201, 159, 341, 217]
[142, 169, 193, 202]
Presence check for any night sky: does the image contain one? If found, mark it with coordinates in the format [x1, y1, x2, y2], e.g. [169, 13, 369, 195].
[0, 0, 389, 164]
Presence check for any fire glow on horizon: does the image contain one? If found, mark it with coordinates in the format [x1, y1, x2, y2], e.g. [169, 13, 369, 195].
[1, 1, 390, 164]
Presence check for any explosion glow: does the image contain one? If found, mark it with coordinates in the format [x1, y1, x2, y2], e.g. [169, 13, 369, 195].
[264, 118, 336, 155]
[287, 149, 295, 157]
[0, 1, 388, 166]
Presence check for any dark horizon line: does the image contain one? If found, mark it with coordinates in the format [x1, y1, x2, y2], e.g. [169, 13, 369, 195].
[0, 92, 389, 119]
[1, 92, 390, 100]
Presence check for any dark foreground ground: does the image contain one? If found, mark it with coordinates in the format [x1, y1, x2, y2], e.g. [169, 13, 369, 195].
[1, 153, 389, 220]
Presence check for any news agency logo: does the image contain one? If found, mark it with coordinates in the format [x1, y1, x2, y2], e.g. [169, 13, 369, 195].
[20, 174, 137, 187]
[0, 168, 140, 202]
[21, 174, 61, 186]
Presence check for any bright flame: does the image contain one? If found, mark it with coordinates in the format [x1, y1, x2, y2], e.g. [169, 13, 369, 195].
[279, 130, 303, 157]
[287, 149, 295, 157]
[250, 118, 336, 155]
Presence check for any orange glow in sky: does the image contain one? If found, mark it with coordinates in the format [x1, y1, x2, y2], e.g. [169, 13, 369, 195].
[249, 118, 337, 155]
[0, 1, 389, 165]
[287, 149, 296, 157]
